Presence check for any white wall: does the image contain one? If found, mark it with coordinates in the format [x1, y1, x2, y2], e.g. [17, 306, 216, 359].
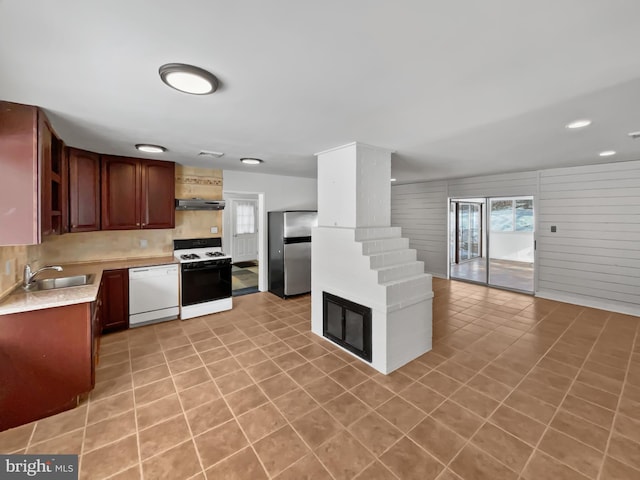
[223, 170, 317, 291]
[391, 160, 640, 316]
[223, 170, 317, 211]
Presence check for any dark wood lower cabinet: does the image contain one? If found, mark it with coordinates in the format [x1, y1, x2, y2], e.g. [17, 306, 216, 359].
[101, 269, 129, 333]
[0, 302, 94, 431]
[0, 268, 130, 430]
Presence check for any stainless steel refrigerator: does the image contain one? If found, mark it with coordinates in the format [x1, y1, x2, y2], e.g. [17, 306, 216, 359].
[268, 210, 317, 298]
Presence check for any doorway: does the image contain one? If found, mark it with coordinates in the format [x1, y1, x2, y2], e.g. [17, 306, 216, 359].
[224, 193, 260, 296]
[449, 196, 534, 293]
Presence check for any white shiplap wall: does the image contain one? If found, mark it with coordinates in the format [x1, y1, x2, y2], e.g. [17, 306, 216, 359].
[391, 161, 640, 316]
[391, 181, 448, 277]
[537, 161, 640, 315]
[448, 171, 538, 198]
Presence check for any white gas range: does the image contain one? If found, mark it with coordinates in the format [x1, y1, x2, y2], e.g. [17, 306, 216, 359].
[174, 238, 233, 320]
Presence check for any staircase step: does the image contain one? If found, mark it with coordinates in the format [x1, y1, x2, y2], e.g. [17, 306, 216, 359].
[382, 274, 432, 305]
[361, 237, 409, 255]
[374, 261, 425, 283]
[368, 249, 417, 268]
[354, 227, 402, 241]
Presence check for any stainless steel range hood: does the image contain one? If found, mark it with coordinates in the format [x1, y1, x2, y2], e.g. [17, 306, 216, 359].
[175, 198, 226, 211]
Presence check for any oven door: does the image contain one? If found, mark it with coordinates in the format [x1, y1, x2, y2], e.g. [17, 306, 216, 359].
[181, 261, 232, 306]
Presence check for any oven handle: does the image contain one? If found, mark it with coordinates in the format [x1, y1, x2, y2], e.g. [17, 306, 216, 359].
[182, 263, 230, 272]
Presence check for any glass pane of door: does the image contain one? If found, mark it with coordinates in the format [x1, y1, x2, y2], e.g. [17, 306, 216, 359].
[459, 204, 471, 261]
[450, 200, 487, 283]
[488, 197, 534, 292]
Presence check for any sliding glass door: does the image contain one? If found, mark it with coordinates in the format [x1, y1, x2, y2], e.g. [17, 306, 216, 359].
[450, 196, 534, 293]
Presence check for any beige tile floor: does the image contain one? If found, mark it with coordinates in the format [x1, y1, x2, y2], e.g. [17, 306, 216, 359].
[1, 278, 640, 480]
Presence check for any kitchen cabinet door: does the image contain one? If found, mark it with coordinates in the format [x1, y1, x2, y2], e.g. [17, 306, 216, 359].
[141, 159, 175, 229]
[69, 148, 101, 232]
[101, 155, 141, 230]
[38, 114, 66, 236]
[101, 269, 129, 333]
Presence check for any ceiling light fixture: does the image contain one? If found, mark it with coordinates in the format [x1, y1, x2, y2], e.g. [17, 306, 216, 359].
[159, 63, 219, 95]
[240, 158, 263, 165]
[390, 178, 397, 182]
[627, 131, 640, 139]
[198, 150, 225, 158]
[565, 119, 592, 129]
[599, 150, 616, 157]
[135, 144, 167, 153]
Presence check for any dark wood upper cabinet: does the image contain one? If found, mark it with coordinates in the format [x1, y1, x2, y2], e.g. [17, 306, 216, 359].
[101, 268, 129, 333]
[101, 155, 142, 230]
[101, 155, 174, 230]
[69, 148, 101, 232]
[141, 159, 175, 229]
[0, 101, 66, 245]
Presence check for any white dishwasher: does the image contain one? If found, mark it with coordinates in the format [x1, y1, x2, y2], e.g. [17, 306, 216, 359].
[129, 264, 179, 327]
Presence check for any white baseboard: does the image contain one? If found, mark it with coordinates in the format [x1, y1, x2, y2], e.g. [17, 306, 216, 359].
[535, 290, 640, 318]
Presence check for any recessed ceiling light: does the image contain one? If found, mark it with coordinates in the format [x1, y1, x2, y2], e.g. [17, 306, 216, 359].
[159, 63, 219, 95]
[565, 119, 592, 129]
[599, 150, 616, 157]
[240, 158, 263, 165]
[390, 178, 397, 182]
[135, 144, 166, 153]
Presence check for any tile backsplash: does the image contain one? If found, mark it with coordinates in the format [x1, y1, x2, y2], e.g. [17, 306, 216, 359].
[0, 244, 39, 299]
[38, 229, 174, 265]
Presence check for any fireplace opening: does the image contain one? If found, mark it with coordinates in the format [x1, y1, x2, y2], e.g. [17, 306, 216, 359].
[323, 292, 372, 362]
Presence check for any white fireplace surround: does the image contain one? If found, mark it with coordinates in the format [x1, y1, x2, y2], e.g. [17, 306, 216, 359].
[311, 142, 433, 374]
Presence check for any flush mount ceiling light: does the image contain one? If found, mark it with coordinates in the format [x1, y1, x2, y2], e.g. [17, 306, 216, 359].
[240, 158, 263, 165]
[628, 131, 640, 139]
[599, 150, 616, 157]
[159, 63, 219, 95]
[565, 119, 592, 129]
[390, 178, 397, 182]
[135, 144, 167, 153]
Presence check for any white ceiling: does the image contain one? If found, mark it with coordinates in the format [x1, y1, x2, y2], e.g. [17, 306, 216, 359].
[2, 0, 640, 182]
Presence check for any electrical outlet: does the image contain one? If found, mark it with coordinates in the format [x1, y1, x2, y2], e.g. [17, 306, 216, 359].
[139, 239, 148, 248]
[210, 226, 218, 234]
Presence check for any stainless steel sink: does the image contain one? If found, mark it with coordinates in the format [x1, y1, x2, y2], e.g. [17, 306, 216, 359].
[24, 274, 94, 292]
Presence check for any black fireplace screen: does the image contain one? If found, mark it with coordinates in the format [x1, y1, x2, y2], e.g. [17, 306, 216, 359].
[323, 292, 372, 362]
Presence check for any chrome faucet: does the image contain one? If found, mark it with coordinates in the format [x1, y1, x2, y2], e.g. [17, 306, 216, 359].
[23, 264, 63, 288]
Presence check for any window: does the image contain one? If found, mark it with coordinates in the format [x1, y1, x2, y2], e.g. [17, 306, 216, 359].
[235, 202, 256, 234]
[490, 198, 533, 232]
[515, 199, 534, 231]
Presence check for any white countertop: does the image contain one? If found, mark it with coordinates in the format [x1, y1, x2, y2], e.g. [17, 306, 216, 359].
[0, 256, 178, 316]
